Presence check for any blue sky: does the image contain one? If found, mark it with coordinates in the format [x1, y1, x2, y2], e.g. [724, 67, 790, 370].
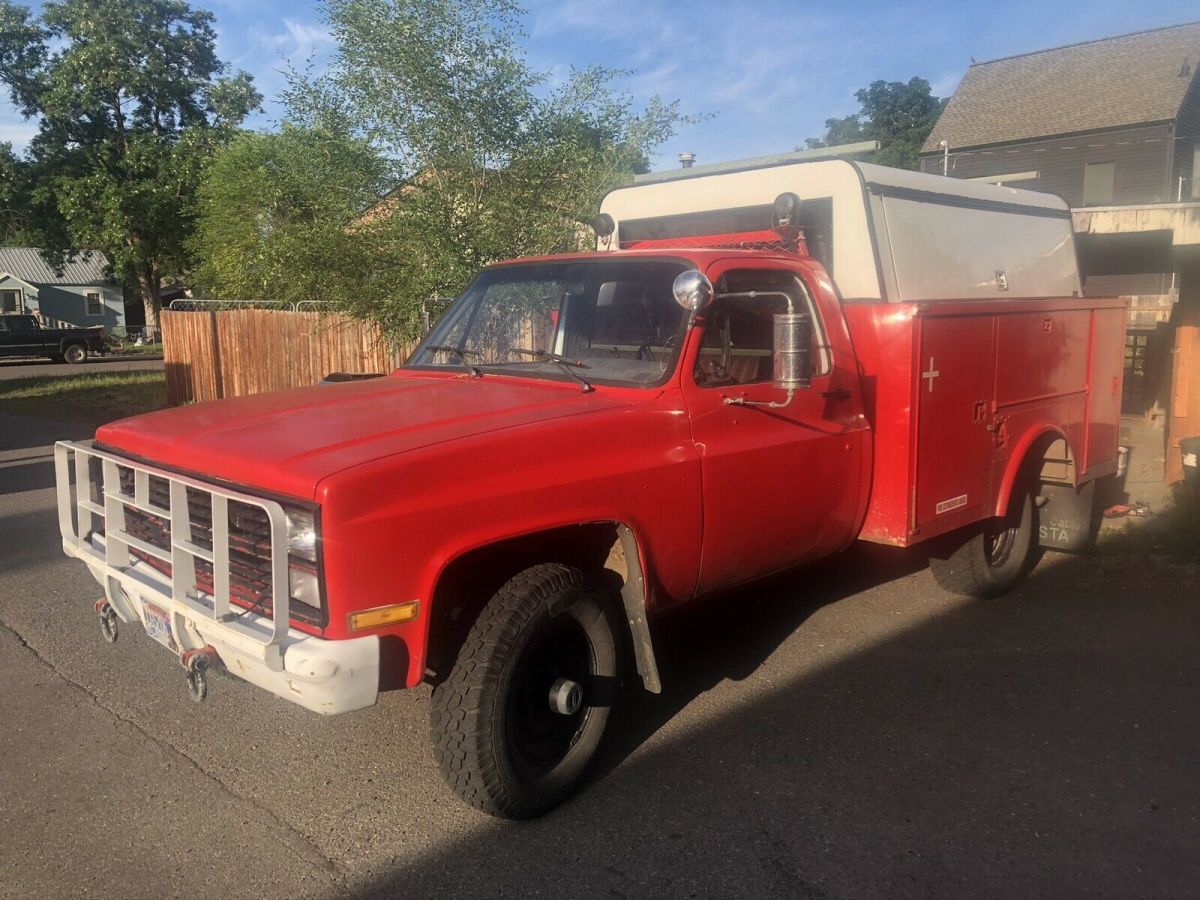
[1, 0, 1195, 170]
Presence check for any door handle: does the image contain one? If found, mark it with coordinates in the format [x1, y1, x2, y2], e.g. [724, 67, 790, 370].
[820, 388, 852, 401]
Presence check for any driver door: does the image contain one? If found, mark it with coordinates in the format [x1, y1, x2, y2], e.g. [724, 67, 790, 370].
[683, 263, 867, 595]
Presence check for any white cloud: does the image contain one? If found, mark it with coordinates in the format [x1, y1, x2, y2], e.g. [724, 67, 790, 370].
[524, 0, 958, 169]
[0, 122, 37, 151]
[0, 103, 37, 153]
[273, 18, 334, 59]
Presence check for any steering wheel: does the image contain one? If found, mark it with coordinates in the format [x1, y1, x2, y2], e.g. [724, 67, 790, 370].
[638, 333, 677, 364]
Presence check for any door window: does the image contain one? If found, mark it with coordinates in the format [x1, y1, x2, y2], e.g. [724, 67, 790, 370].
[695, 269, 829, 387]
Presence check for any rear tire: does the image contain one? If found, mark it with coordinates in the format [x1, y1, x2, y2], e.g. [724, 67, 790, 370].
[929, 484, 1040, 598]
[430, 563, 620, 819]
[63, 343, 88, 364]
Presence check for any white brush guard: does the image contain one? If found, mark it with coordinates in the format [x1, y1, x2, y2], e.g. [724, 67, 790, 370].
[54, 440, 379, 714]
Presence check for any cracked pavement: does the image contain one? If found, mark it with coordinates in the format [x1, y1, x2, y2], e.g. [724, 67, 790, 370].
[3, 408, 1200, 898]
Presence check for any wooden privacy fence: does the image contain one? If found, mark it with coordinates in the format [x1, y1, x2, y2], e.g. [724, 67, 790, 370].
[162, 308, 417, 406]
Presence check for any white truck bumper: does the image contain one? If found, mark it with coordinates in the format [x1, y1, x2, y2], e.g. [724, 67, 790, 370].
[56, 441, 379, 715]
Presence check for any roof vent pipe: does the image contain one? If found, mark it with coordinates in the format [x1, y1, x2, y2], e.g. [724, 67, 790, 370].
[678, 152, 696, 169]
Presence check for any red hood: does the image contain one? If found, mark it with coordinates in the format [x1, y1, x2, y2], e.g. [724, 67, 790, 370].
[95, 373, 631, 500]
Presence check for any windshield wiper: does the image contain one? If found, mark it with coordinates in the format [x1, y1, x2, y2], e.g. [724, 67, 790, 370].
[505, 348, 594, 393]
[426, 344, 482, 378]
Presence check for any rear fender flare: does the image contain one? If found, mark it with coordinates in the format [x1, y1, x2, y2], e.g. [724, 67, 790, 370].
[994, 425, 1074, 517]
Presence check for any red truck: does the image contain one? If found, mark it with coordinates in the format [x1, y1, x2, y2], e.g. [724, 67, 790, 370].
[55, 159, 1125, 819]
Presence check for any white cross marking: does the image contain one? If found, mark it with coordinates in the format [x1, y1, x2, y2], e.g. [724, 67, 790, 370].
[922, 357, 940, 393]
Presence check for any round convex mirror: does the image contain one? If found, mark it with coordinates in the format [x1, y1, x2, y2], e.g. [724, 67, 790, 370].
[672, 270, 714, 312]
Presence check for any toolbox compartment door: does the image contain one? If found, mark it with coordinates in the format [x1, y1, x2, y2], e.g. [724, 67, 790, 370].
[914, 315, 996, 534]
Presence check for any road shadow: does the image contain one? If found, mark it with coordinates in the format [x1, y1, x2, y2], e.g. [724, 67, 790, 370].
[0, 455, 56, 496]
[594, 542, 928, 780]
[0, 507, 70, 577]
[351, 551, 1200, 898]
[0, 412, 94, 453]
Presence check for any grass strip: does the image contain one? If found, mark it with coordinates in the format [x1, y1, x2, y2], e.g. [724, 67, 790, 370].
[0, 371, 168, 424]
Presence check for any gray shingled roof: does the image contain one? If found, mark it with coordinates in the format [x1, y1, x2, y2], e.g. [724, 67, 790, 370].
[923, 21, 1200, 153]
[0, 247, 112, 285]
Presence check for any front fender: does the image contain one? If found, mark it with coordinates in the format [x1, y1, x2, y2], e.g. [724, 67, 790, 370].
[315, 390, 703, 689]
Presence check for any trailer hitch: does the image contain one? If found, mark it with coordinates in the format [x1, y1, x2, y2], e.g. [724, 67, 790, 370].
[95, 599, 119, 644]
[181, 646, 220, 702]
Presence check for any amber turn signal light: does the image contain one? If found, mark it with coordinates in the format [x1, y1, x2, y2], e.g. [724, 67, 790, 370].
[347, 601, 420, 632]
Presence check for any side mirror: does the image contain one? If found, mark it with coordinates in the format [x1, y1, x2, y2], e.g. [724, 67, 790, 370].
[672, 270, 714, 313]
[773, 312, 812, 391]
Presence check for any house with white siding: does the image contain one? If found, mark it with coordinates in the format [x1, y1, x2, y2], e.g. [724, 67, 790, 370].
[0, 248, 125, 330]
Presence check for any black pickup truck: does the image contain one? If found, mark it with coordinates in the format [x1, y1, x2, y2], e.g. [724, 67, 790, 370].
[0, 314, 107, 364]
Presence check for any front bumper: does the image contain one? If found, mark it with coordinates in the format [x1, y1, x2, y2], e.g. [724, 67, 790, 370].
[55, 441, 379, 715]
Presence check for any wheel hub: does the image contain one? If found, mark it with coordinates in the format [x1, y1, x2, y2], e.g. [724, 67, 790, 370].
[548, 678, 583, 716]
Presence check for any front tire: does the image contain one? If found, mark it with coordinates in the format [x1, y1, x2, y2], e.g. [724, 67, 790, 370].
[63, 343, 88, 364]
[430, 563, 620, 819]
[929, 484, 1040, 598]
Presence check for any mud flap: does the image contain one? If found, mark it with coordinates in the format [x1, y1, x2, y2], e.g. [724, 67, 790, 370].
[1037, 480, 1097, 553]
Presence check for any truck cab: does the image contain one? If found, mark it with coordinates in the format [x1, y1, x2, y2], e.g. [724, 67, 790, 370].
[53, 158, 1124, 820]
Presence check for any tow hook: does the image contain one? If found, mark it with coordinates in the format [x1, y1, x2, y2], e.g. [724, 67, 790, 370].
[95, 599, 119, 644]
[181, 646, 220, 702]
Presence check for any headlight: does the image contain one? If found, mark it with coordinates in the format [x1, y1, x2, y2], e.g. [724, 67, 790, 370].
[285, 508, 318, 562]
[288, 561, 321, 610]
[283, 506, 321, 613]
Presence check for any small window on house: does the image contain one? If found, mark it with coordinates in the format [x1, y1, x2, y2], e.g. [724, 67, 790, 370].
[85, 292, 104, 316]
[1082, 162, 1115, 206]
[1191, 148, 1200, 200]
[0, 289, 21, 313]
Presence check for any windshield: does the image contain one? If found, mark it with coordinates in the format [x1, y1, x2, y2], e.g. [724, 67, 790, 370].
[407, 260, 691, 387]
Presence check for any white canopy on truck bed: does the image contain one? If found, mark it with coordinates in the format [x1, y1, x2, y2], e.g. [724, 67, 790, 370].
[599, 160, 1082, 304]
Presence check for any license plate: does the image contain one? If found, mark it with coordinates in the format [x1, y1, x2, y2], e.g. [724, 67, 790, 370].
[142, 600, 178, 654]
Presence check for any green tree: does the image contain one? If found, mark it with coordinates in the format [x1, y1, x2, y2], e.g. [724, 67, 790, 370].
[189, 126, 398, 313]
[0, 0, 261, 334]
[0, 142, 35, 243]
[275, 0, 688, 338]
[805, 77, 946, 170]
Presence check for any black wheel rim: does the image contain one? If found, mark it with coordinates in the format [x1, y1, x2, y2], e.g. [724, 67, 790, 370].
[986, 516, 1019, 567]
[984, 501, 1022, 571]
[506, 613, 592, 777]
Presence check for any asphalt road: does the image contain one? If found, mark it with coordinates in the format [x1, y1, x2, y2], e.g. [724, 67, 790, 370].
[2, 409, 1199, 898]
[0, 355, 163, 380]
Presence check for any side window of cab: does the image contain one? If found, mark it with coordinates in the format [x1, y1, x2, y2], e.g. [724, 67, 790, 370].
[694, 269, 830, 387]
